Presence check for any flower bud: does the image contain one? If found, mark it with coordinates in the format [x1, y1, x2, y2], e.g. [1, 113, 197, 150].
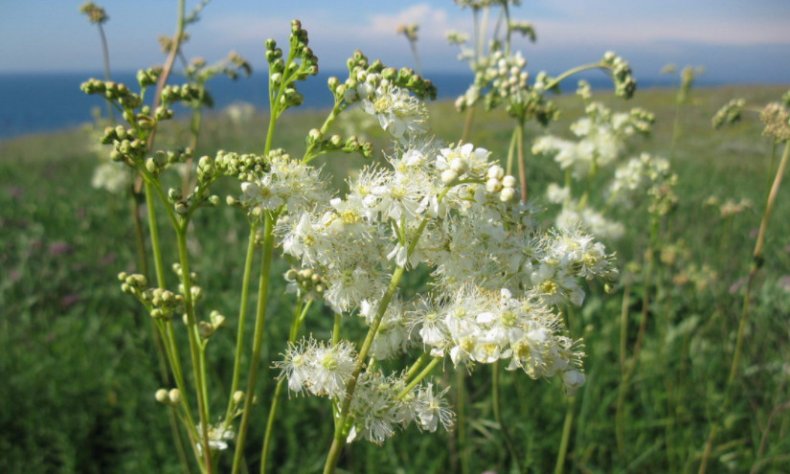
[441, 169, 458, 184]
[486, 178, 502, 193]
[500, 187, 516, 202]
[168, 388, 181, 404]
[487, 165, 504, 180]
[449, 158, 466, 173]
[155, 389, 169, 403]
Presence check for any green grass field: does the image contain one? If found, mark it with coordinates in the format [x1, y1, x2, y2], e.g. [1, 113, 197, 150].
[1, 84, 789, 473]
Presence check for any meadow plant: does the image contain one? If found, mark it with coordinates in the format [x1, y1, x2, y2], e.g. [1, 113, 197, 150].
[68, 2, 790, 473]
[661, 64, 704, 156]
[698, 91, 790, 474]
[532, 82, 657, 241]
[448, 0, 636, 202]
[396, 23, 422, 74]
[79, 4, 623, 471]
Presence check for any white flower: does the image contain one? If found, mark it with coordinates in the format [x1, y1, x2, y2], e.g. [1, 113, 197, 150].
[436, 143, 491, 179]
[414, 384, 454, 432]
[276, 338, 357, 398]
[546, 183, 570, 204]
[91, 162, 130, 194]
[362, 82, 428, 142]
[195, 423, 235, 454]
[240, 152, 328, 214]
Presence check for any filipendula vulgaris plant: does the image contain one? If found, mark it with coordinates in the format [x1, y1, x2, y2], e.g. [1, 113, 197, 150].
[661, 64, 704, 158]
[448, 0, 637, 202]
[396, 23, 422, 75]
[80, 2, 150, 280]
[697, 90, 790, 474]
[83, 10, 618, 474]
[530, 80, 678, 467]
[532, 80, 656, 242]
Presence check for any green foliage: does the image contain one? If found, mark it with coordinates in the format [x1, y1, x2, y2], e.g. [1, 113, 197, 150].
[1, 85, 789, 473]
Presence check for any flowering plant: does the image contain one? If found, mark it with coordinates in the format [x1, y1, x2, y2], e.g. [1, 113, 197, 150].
[81, 3, 622, 473]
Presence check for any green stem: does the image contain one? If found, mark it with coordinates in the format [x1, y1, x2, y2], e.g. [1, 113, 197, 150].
[479, 6, 489, 58]
[515, 119, 527, 203]
[397, 357, 441, 400]
[699, 140, 790, 473]
[670, 100, 682, 159]
[460, 105, 477, 142]
[260, 299, 312, 474]
[224, 224, 259, 424]
[493, 361, 521, 472]
[505, 123, 518, 177]
[232, 214, 276, 474]
[332, 312, 341, 345]
[168, 406, 194, 474]
[323, 206, 435, 472]
[614, 285, 631, 456]
[96, 23, 115, 122]
[554, 398, 576, 474]
[323, 265, 407, 473]
[404, 353, 429, 381]
[457, 368, 469, 474]
[322, 186, 445, 473]
[302, 103, 342, 163]
[144, 181, 167, 289]
[543, 63, 604, 91]
[408, 39, 422, 76]
[130, 190, 149, 280]
[176, 224, 213, 473]
[182, 106, 204, 196]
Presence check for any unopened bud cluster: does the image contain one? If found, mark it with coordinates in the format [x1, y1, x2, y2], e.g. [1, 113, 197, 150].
[79, 2, 108, 24]
[332, 51, 436, 106]
[264, 20, 319, 110]
[285, 268, 326, 297]
[172, 263, 202, 303]
[484, 165, 518, 202]
[199, 310, 226, 339]
[306, 128, 373, 159]
[712, 98, 746, 129]
[81, 79, 142, 109]
[155, 388, 182, 405]
[508, 21, 537, 42]
[118, 272, 185, 319]
[601, 51, 637, 99]
[396, 24, 419, 42]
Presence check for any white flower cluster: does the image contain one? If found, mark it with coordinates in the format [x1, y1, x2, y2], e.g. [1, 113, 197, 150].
[276, 339, 454, 444]
[274, 82, 616, 445]
[556, 206, 625, 241]
[92, 161, 131, 194]
[533, 102, 653, 179]
[223, 101, 256, 125]
[238, 150, 329, 215]
[280, 141, 523, 314]
[411, 287, 584, 378]
[609, 153, 678, 215]
[195, 423, 235, 454]
[276, 338, 356, 398]
[347, 373, 454, 444]
[533, 100, 657, 239]
[360, 81, 428, 142]
[455, 50, 528, 112]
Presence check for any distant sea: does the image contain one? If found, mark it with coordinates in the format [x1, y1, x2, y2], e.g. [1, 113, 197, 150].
[0, 71, 686, 140]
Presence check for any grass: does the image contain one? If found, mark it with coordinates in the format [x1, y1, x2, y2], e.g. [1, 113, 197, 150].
[1, 84, 789, 473]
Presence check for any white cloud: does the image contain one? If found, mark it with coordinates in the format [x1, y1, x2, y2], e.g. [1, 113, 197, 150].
[537, 18, 790, 47]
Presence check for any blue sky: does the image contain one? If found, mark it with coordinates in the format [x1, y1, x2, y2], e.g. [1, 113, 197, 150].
[1, 0, 789, 82]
